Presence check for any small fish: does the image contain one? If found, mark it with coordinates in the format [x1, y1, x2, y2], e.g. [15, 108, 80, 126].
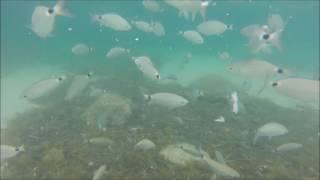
[131, 21, 154, 33]
[1, 145, 24, 161]
[65, 72, 93, 101]
[241, 23, 282, 53]
[214, 116, 225, 123]
[134, 139, 156, 151]
[72, 43, 93, 56]
[270, 78, 319, 103]
[253, 122, 288, 145]
[273, 143, 303, 153]
[227, 59, 285, 78]
[215, 150, 226, 165]
[165, 0, 208, 21]
[30, 0, 71, 38]
[91, 13, 131, 31]
[106, 47, 130, 59]
[133, 56, 160, 80]
[142, 0, 161, 12]
[217, 51, 230, 61]
[197, 20, 232, 36]
[144, 92, 189, 109]
[21, 76, 66, 100]
[151, 21, 165, 37]
[86, 137, 113, 146]
[179, 30, 204, 44]
[92, 164, 107, 180]
[230, 91, 239, 114]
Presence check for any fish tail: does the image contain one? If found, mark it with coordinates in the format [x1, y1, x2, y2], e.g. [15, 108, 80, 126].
[53, 0, 72, 17]
[253, 135, 259, 145]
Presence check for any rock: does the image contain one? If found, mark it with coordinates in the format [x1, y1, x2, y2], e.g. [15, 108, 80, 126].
[82, 93, 132, 127]
[134, 139, 155, 151]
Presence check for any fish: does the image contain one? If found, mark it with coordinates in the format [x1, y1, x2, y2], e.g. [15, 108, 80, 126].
[142, 0, 161, 12]
[92, 164, 107, 180]
[72, 43, 93, 56]
[164, 0, 208, 21]
[179, 30, 204, 44]
[1, 145, 24, 161]
[253, 122, 288, 145]
[30, 0, 71, 38]
[214, 116, 225, 123]
[144, 92, 189, 109]
[133, 56, 160, 80]
[65, 72, 93, 101]
[227, 59, 285, 78]
[131, 21, 154, 33]
[218, 51, 231, 61]
[202, 155, 240, 178]
[230, 91, 239, 114]
[151, 21, 165, 37]
[106, 47, 130, 59]
[21, 76, 66, 100]
[86, 137, 113, 146]
[197, 20, 232, 36]
[241, 22, 282, 53]
[270, 78, 319, 103]
[134, 139, 156, 151]
[91, 13, 131, 31]
[274, 143, 303, 153]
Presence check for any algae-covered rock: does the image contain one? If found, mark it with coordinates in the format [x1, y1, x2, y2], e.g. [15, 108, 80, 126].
[83, 93, 132, 127]
[189, 74, 239, 99]
[42, 147, 65, 171]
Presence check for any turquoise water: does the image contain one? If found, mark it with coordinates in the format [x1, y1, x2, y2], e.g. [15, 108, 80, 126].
[1, 1, 319, 179]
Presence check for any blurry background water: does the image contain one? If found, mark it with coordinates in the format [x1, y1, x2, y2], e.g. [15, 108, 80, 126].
[1, 1, 319, 180]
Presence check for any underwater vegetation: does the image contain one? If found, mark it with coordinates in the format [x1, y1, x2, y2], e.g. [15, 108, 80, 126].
[1, 73, 319, 180]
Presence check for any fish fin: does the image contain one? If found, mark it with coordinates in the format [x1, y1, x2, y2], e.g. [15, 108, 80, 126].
[228, 24, 233, 31]
[269, 31, 282, 51]
[253, 134, 259, 145]
[143, 94, 151, 102]
[182, 10, 189, 20]
[200, 6, 207, 20]
[53, 0, 73, 17]
[191, 12, 196, 21]
[19, 145, 25, 152]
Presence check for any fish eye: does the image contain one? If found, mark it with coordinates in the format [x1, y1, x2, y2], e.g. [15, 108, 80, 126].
[277, 69, 284, 74]
[271, 82, 278, 87]
[180, 145, 184, 149]
[48, 8, 54, 15]
[15, 147, 19, 151]
[98, 15, 102, 20]
[262, 33, 270, 40]
[156, 74, 160, 79]
[58, 77, 63, 81]
[228, 67, 233, 71]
